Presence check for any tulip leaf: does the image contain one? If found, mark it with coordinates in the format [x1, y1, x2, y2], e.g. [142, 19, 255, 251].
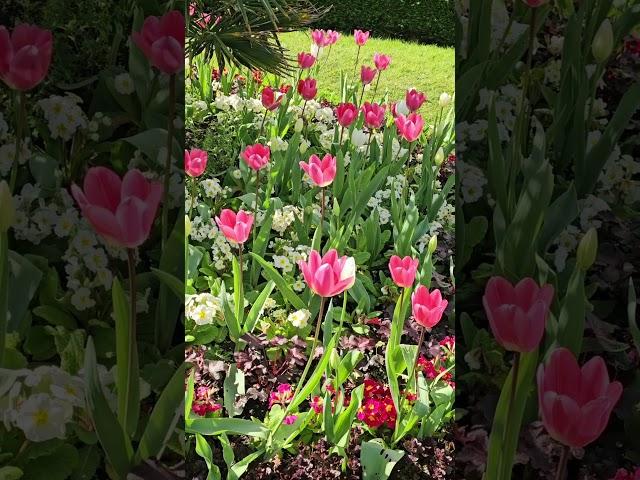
[112, 277, 140, 437]
[150, 268, 184, 300]
[360, 439, 404, 480]
[136, 362, 186, 462]
[243, 280, 275, 334]
[220, 283, 241, 342]
[83, 337, 133, 477]
[249, 252, 306, 310]
[629, 278, 640, 357]
[232, 256, 244, 325]
[186, 418, 269, 439]
[194, 433, 221, 480]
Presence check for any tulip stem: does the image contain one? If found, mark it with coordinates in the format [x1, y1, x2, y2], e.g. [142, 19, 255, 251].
[372, 72, 382, 102]
[161, 73, 176, 249]
[352, 46, 361, 82]
[269, 295, 327, 446]
[10, 92, 26, 194]
[358, 84, 366, 108]
[340, 125, 345, 145]
[189, 177, 197, 219]
[497, 352, 521, 477]
[124, 248, 138, 429]
[554, 445, 570, 480]
[259, 110, 268, 139]
[238, 245, 243, 287]
[365, 129, 374, 157]
[300, 100, 308, 124]
[252, 169, 261, 246]
[0, 232, 8, 368]
[319, 187, 326, 244]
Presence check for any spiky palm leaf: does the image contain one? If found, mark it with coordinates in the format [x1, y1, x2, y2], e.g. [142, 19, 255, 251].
[187, 0, 327, 76]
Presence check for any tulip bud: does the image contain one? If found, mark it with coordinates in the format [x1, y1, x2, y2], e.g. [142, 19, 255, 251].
[0, 181, 15, 233]
[330, 349, 340, 370]
[576, 227, 598, 271]
[294, 117, 304, 132]
[592, 19, 613, 63]
[438, 92, 452, 108]
[428, 235, 438, 254]
[434, 147, 445, 166]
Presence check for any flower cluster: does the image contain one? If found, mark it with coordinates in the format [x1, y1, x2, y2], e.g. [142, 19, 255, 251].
[191, 386, 222, 417]
[356, 378, 397, 429]
[612, 467, 640, 480]
[269, 383, 294, 408]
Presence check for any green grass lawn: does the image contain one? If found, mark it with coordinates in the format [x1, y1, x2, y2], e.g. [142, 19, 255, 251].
[278, 31, 454, 121]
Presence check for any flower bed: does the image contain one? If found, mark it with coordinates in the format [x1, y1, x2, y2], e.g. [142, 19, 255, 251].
[185, 19, 456, 479]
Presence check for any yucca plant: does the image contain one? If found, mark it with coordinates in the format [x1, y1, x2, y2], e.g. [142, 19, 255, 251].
[187, 0, 328, 76]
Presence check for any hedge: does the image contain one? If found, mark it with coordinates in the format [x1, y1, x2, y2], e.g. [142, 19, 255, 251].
[311, 0, 456, 46]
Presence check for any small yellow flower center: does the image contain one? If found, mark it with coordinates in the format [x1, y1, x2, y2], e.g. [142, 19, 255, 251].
[33, 409, 49, 426]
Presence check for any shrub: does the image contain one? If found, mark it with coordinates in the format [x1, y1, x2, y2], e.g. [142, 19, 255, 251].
[311, 0, 455, 46]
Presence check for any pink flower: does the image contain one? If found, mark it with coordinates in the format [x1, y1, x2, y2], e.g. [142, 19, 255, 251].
[261, 86, 282, 111]
[373, 53, 391, 71]
[299, 154, 337, 188]
[325, 30, 340, 46]
[132, 11, 185, 74]
[411, 285, 448, 329]
[298, 249, 356, 298]
[388, 255, 419, 288]
[311, 29, 327, 47]
[483, 276, 554, 353]
[184, 148, 208, 177]
[0, 24, 53, 91]
[405, 88, 426, 112]
[269, 383, 294, 408]
[361, 102, 386, 130]
[310, 396, 324, 414]
[360, 65, 377, 85]
[354, 29, 370, 46]
[297, 52, 316, 69]
[394, 113, 424, 142]
[335, 102, 358, 128]
[283, 415, 298, 425]
[537, 347, 623, 448]
[297, 77, 317, 100]
[71, 167, 163, 249]
[214, 209, 254, 245]
[241, 144, 270, 171]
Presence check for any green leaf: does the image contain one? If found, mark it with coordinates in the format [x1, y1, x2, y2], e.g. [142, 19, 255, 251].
[243, 281, 275, 334]
[136, 363, 186, 462]
[0, 466, 23, 480]
[7, 250, 42, 331]
[249, 253, 306, 310]
[232, 256, 245, 326]
[556, 266, 586, 355]
[336, 350, 364, 387]
[22, 442, 79, 480]
[83, 337, 133, 478]
[228, 450, 263, 480]
[33, 305, 77, 330]
[223, 364, 245, 418]
[360, 439, 404, 480]
[195, 434, 221, 480]
[186, 418, 269, 439]
[112, 277, 140, 437]
[151, 268, 184, 300]
[220, 283, 241, 342]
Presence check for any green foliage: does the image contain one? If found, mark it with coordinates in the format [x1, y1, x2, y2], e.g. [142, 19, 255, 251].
[311, 0, 455, 46]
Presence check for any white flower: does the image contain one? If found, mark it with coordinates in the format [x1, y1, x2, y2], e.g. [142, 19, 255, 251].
[50, 374, 84, 407]
[293, 278, 306, 292]
[71, 287, 95, 311]
[395, 100, 410, 116]
[15, 394, 73, 441]
[438, 92, 452, 108]
[299, 139, 310, 154]
[294, 118, 304, 132]
[288, 309, 311, 329]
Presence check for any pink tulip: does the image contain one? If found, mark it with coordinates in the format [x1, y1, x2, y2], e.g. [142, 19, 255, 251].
[361, 102, 386, 130]
[71, 167, 163, 249]
[0, 24, 53, 91]
[132, 10, 185, 74]
[185, 149, 208, 177]
[483, 276, 554, 353]
[325, 30, 340, 46]
[405, 88, 426, 112]
[297, 77, 317, 101]
[522, 0, 549, 6]
[299, 154, 337, 188]
[336, 102, 358, 128]
[412, 285, 448, 329]
[297, 52, 316, 69]
[241, 144, 270, 171]
[311, 29, 327, 47]
[360, 65, 377, 85]
[395, 113, 424, 143]
[389, 255, 419, 288]
[215, 209, 254, 245]
[261, 86, 282, 111]
[354, 30, 370, 46]
[373, 53, 391, 71]
[537, 347, 623, 448]
[298, 249, 356, 298]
